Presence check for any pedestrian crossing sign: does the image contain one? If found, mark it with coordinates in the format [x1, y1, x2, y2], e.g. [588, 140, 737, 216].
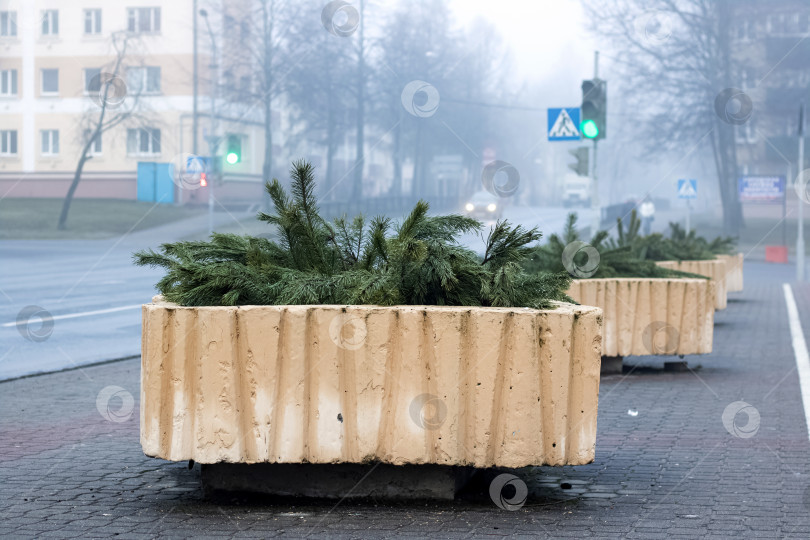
[678, 179, 697, 199]
[548, 107, 581, 141]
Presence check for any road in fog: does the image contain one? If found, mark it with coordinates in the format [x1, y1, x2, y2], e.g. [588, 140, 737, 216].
[0, 204, 595, 380]
[457, 205, 596, 254]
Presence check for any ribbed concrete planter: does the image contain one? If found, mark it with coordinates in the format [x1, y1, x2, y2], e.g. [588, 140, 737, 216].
[566, 278, 715, 357]
[716, 253, 744, 292]
[655, 259, 727, 310]
[141, 296, 603, 469]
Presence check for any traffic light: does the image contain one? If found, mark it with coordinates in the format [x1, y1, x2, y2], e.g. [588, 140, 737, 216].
[225, 134, 241, 164]
[568, 147, 589, 176]
[580, 78, 606, 140]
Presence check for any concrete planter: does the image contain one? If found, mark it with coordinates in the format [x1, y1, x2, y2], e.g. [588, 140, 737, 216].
[141, 296, 603, 469]
[655, 259, 727, 310]
[566, 278, 714, 358]
[716, 253, 743, 292]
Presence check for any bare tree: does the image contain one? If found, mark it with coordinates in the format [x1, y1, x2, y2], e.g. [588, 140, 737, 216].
[216, 0, 304, 206]
[57, 32, 147, 230]
[584, 0, 745, 233]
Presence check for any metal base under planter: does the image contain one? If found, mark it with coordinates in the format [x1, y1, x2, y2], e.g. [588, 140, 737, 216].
[601, 356, 623, 375]
[200, 463, 476, 500]
[664, 361, 690, 372]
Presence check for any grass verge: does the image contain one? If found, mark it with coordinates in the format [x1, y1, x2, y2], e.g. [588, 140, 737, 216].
[0, 198, 204, 240]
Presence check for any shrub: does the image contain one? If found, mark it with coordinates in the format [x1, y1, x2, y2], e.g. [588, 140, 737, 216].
[526, 213, 699, 279]
[611, 211, 737, 261]
[134, 160, 573, 309]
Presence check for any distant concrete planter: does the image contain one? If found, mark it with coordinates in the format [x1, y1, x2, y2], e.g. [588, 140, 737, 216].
[655, 259, 727, 310]
[716, 253, 744, 292]
[566, 278, 715, 358]
[141, 296, 603, 469]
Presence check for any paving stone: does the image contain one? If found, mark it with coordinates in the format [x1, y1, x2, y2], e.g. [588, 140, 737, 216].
[2, 263, 810, 537]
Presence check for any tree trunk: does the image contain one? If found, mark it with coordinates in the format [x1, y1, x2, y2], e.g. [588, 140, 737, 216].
[391, 112, 402, 198]
[57, 154, 92, 230]
[413, 120, 423, 197]
[261, 0, 274, 211]
[714, 0, 744, 235]
[263, 98, 273, 211]
[326, 97, 337, 201]
[352, 0, 365, 201]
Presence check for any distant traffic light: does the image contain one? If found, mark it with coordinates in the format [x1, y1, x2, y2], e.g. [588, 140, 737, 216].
[581, 79, 606, 140]
[226, 134, 241, 164]
[568, 147, 589, 176]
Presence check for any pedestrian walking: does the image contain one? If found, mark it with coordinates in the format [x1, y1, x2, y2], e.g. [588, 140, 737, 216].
[639, 195, 655, 236]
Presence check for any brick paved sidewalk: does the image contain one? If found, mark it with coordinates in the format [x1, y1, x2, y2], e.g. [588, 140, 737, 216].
[2, 262, 810, 539]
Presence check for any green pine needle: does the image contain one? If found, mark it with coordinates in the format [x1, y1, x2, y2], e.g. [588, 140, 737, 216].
[134, 160, 571, 309]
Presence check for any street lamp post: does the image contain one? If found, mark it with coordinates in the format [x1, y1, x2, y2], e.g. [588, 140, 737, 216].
[200, 9, 218, 236]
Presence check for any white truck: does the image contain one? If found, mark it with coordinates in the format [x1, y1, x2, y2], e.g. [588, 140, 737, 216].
[562, 173, 591, 208]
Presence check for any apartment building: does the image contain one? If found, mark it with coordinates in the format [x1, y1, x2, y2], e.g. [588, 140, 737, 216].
[732, 2, 810, 179]
[0, 0, 268, 205]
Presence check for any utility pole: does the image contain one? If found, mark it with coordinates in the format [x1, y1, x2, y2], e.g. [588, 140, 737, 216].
[591, 51, 600, 235]
[192, 0, 198, 156]
[798, 102, 806, 282]
[200, 9, 218, 236]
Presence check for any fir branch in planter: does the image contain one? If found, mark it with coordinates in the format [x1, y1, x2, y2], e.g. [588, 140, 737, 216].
[526, 212, 701, 279]
[134, 160, 573, 309]
[612, 211, 737, 261]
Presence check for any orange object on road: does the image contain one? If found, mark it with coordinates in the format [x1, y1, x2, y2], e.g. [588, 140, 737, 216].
[765, 245, 788, 263]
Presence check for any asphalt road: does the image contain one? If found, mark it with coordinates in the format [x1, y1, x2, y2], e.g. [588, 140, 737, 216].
[0, 205, 601, 381]
[0, 210, 246, 381]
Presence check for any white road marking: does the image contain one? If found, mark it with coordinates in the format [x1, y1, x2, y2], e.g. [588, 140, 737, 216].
[783, 283, 810, 440]
[2, 304, 142, 327]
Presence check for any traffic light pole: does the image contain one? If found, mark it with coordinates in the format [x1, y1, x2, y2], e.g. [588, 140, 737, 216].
[201, 10, 218, 236]
[591, 139, 599, 234]
[590, 51, 600, 235]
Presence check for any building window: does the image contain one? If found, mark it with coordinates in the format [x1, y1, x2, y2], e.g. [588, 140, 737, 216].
[736, 19, 755, 41]
[127, 127, 161, 155]
[735, 119, 757, 145]
[41, 129, 59, 155]
[240, 20, 250, 44]
[84, 9, 101, 35]
[239, 75, 251, 99]
[224, 15, 236, 33]
[127, 7, 160, 33]
[41, 68, 58, 95]
[0, 69, 17, 96]
[0, 130, 17, 155]
[83, 68, 101, 93]
[42, 10, 58, 35]
[126, 66, 160, 94]
[84, 129, 102, 155]
[740, 68, 755, 90]
[0, 11, 17, 37]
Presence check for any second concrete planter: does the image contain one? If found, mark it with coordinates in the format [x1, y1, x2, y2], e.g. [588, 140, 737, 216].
[716, 253, 744, 292]
[141, 297, 603, 469]
[567, 278, 715, 358]
[655, 259, 727, 310]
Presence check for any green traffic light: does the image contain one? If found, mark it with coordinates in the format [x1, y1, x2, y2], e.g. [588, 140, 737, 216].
[581, 119, 599, 139]
[226, 152, 239, 165]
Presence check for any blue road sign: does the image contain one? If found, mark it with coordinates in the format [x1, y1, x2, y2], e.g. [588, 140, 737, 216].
[738, 175, 784, 202]
[677, 179, 697, 199]
[548, 107, 581, 141]
[186, 155, 211, 172]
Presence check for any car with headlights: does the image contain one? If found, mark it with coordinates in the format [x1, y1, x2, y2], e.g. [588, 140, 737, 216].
[464, 190, 503, 220]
